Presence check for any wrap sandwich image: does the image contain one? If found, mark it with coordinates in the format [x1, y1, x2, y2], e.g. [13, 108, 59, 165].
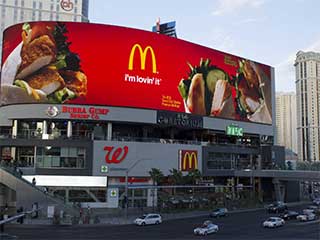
[178, 58, 235, 119]
[235, 59, 272, 124]
[1, 22, 87, 105]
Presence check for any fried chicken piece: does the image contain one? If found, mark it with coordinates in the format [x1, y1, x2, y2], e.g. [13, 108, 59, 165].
[25, 66, 65, 95]
[59, 70, 87, 97]
[16, 35, 56, 79]
[243, 60, 260, 89]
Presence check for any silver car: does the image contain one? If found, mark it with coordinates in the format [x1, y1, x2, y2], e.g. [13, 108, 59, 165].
[297, 213, 317, 222]
[262, 217, 285, 228]
[194, 220, 219, 235]
[134, 213, 162, 226]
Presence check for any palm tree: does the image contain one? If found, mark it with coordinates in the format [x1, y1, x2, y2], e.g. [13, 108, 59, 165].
[148, 168, 164, 186]
[169, 168, 184, 185]
[185, 169, 202, 185]
[148, 168, 164, 211]
[168, 168, 184, 195]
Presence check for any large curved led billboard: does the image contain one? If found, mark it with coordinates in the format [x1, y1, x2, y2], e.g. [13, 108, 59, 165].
[0, 22, 273, 124]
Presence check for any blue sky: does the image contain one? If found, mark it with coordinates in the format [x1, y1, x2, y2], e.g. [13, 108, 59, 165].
[89, 0, 320, 92]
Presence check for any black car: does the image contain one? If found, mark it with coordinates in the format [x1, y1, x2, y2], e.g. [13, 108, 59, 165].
[266, 201, 288, 213]
[279, 210, 299, 220]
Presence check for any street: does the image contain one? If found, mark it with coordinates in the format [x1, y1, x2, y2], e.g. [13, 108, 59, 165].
[4, 205, 320, 240]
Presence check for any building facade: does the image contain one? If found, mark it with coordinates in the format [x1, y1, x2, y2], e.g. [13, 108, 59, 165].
[0, 21, 287, 210]
[295, 51, 320, 162]
[275, 92, 297, 154]
[0, 0, 89, 60]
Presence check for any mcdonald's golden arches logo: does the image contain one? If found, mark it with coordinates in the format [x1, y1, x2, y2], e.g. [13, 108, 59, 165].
[128, 44, 157, 73]
[179, 150, 198, 171]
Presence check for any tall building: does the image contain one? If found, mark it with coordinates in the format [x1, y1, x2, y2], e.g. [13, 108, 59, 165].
[152, 18, 177, 38]
[295, 51, 320, 161]
[0, 0, 89, 59]
[275, 92, 297, 154]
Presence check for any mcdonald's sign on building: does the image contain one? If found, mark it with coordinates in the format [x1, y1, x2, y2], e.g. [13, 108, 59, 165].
[179, 150, 198, 171]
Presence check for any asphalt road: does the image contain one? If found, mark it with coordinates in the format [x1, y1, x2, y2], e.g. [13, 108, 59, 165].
[4, 205, 320, 240]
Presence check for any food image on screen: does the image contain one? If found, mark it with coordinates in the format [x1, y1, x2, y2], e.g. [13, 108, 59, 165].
[178, 58, 271, 124]
[178, 59, 235, 119]
[235, 59, 272, 123]
[0, 22, 87, 105]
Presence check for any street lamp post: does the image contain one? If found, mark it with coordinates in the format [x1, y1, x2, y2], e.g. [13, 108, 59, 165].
[124, 158, 147, 218]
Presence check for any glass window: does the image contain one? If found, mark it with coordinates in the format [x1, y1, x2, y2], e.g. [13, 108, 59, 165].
[36, 147, 86, 169]
[16, 147, 35, 167]
[69, 190, 95, 202]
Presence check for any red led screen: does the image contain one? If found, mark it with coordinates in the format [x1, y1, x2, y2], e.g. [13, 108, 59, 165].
[1, 22, 273, 124]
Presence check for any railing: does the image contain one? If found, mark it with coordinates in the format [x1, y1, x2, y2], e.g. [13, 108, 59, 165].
[0, 129, 93, 140]
[1, 129, 260, 148]
[111, 136, 201, 145]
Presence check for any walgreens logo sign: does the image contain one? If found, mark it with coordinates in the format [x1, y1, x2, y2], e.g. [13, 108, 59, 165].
[103, 145, 128, 164]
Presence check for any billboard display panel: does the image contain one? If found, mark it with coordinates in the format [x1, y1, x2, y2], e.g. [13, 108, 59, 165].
[0, 22, 273, 124]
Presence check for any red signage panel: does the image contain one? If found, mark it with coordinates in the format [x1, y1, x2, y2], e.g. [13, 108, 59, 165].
[0, 22, 273, 124]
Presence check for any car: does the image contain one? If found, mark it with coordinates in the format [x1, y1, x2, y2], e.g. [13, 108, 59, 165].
[303, 208, 315, 215]
[210, 208, 228, 218]
[194, 220, 219, 235]
[297, 213, 317, 222]
[262, 217, 285, 228]
[134, 214, 162, 226]
[279, 210, 299, 220]
[266, 201, 288, 213]
[307, 205, 319, 212]
[312, 198, 320, 206]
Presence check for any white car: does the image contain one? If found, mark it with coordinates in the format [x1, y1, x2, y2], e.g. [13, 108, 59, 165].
[296, 213, 317, 222]
[262, 217, 285, 228]
[134, 214, 162, 226]
[194, 220, 219, 235]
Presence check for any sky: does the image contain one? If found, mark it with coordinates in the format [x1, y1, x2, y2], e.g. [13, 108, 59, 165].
[89, 0, 320, 93]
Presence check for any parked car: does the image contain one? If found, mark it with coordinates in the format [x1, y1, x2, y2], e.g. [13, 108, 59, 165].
[266, 201, 288, 213]
[296, 213, 317, 222]
[134, 214, 162, 226]
[262, 217, 285, 228]
[194, 220, 219, 235]
[279, 211, 299, 220]
[210, 208, 228, 218]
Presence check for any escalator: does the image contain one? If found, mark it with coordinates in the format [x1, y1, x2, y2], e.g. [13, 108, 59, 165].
[0, 166, 79, 215]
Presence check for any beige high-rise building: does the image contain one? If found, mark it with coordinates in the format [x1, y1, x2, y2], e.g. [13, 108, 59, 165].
[0, 0, 89, 60]
[295, 51, 320, 161]
[276, 92, 297, 154]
